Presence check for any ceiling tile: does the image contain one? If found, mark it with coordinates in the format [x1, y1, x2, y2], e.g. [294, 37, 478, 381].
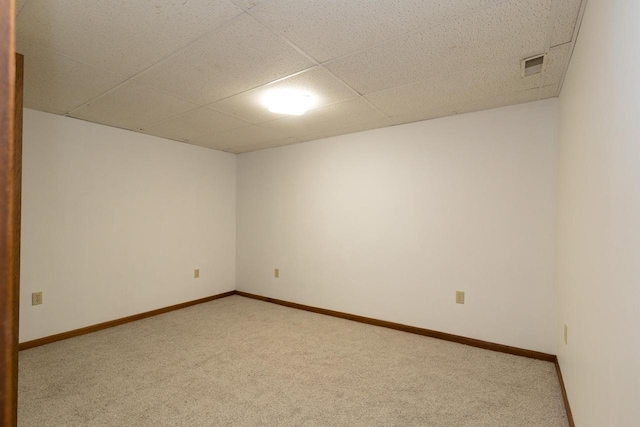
[391, 88, 540, 126]
[141, 107, 249, 142]
[234, 136, 305, 153]
[541, 84, 560, 99]
[16, 0, 29, 15]
[190, 125, 286, 152]
[16, 39, 126, 114]
[234, 119, 393, 153]
[297, 119, 392, 143]
[385, 105, 460, 127]
[261, 98, 390, 137]
[543, 44, 571, 86]
[366, 60, 540, 124]
[249, 0, 502, 63]
[325, 0, 551, 95]
[454, 88, 539, 116]
[209, 67, 357, 124]
[16, 0, 582, 144]
[16, 0, 243, 77]
[551, 0, 583, 46]
[71, 81, 199, 130]
[135, 13, 314, 105]
[231, 0, 268, 11]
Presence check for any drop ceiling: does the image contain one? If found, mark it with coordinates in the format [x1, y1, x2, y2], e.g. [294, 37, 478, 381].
[15, 0, 585, 154]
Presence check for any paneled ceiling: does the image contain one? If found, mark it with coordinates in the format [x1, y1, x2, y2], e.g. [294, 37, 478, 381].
[16, 0, 585, 153]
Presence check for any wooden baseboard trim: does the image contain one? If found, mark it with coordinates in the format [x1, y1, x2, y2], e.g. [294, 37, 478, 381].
[554, 358, 575, 427]
[235, 291, 556, 362]
[18, 290, 237, 351]
[18, 289, 574, 424]
[237, 291, 575, 421]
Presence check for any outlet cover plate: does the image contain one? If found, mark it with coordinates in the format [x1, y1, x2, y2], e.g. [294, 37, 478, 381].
[32, 291, 43, 306]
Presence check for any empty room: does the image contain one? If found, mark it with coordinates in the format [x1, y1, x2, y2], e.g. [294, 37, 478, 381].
[0, 0, 638, 426]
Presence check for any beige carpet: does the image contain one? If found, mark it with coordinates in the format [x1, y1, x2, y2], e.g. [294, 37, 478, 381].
[19, 295, 569, 426]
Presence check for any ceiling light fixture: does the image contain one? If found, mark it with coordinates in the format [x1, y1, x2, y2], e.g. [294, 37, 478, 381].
[263, 89, 316, 116]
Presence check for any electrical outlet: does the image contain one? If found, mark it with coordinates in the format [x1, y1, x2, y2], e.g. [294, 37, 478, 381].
[456, 291, 465, 304]
[564, 324, 568, 345]
[32, 292, 43, 306]
[194, 269, 200, 279]
[274, 268, 279, 278]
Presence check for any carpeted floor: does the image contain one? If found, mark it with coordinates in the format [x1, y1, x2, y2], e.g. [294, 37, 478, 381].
[18, 295, 569, 426]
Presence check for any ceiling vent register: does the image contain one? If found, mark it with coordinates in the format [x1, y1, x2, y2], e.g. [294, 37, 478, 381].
[522, 54, 546, 77]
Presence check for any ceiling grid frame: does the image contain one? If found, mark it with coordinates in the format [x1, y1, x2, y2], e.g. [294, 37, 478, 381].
[537, 0, 561, 100]
[316, 0, 513, 68]
[15, 0, 587, 153]
[64, 10, 252, 116]
[557, 0, 589, 93]
[243, 7, 396, 125]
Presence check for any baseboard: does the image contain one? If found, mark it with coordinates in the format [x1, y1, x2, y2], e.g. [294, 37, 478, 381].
[554, 357, 575, 427]
[19, 288, 574, 425]
[236, 291, 577, 423]
[18, 290, 237, 350]
[235, 291, 556, 362]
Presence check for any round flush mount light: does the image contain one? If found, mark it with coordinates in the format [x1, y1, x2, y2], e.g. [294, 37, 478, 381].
[262, 89, 316, 116]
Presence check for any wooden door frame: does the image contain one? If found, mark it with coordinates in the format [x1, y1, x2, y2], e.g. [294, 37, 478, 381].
[1, 1, 20, 426]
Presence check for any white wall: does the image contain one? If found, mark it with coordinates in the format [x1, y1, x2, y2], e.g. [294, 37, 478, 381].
[556, 0, 640, 425]
[20, 109, 236, 343]
[237, 99, 559, 354]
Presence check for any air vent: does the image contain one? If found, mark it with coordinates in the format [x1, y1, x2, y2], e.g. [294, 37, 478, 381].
[521, 54, 546, 77]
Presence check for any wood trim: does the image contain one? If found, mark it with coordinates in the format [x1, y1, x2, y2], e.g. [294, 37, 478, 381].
[238, 291, 577, 421]
[554, 357, 575, 427]
[11, 52, 23, 427]
[236, 291, 575, 420]
[18, 288, 574, 423]
[19, 291, 237, 351]
[0, 1, 17, 425]
[235, 291, 556, 362]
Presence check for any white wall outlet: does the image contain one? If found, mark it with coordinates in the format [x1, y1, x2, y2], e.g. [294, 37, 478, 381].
[194, 269, 200, 278]
[32, 291, 43, 306]
[274, 268, 279, 278]
[456, 291, 465, 304]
